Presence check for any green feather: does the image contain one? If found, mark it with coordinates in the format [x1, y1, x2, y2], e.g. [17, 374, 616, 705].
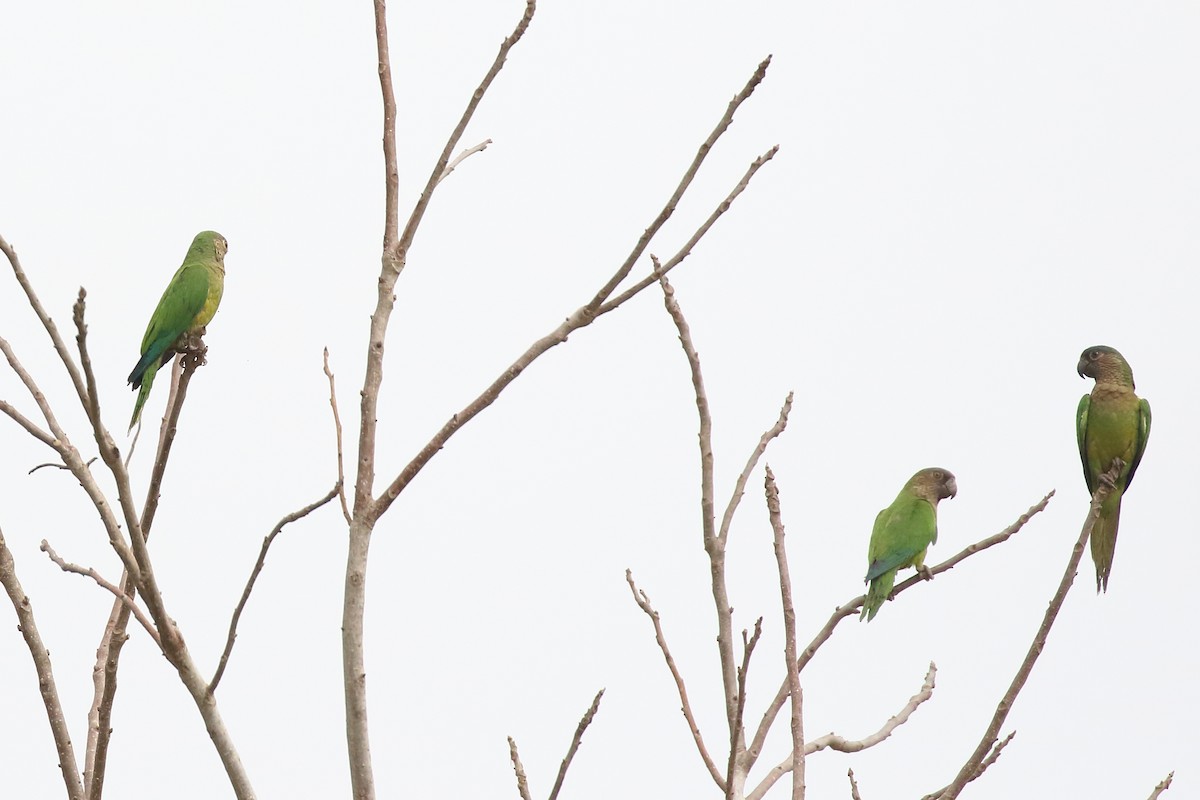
[128, 231, 227, 431]
[861, 467, 956, 622]
[1075, 345, 1152, 592]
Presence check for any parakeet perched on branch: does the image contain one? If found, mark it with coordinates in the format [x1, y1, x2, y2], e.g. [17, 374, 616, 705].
[861, 467, 957, 622]
[1076, 345, 1151, 592]
[127, 231, 228, 431]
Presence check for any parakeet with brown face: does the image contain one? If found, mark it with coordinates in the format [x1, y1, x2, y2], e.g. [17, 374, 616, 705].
[861, 467, 958, 622]
[127, 231, 228, 431]
[1076, 345, 1151, 592]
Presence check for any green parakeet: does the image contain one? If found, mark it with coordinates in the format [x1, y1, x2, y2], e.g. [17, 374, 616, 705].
[127, 231, 228, 431]
[1076, 345, 1151, 592]
[861, 467, 957, 622]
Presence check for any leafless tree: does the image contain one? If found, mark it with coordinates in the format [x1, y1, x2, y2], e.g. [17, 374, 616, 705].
[0, 3, 1177, 800]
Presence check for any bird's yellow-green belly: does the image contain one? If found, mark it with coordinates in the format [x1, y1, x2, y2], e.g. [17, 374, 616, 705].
[190, 283, 224, 331]
[1087, 404, 1138, 466]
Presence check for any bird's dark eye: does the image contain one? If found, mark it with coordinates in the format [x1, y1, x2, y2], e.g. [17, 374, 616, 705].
[1089, 350, 1100, 360]
[934, 471, 943, 480]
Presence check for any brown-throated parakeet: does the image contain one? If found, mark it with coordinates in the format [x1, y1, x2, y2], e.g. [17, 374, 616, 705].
[127, 231, 228, 431]
[1076, 345, 1151, 592]
[861, 467, 957, 622]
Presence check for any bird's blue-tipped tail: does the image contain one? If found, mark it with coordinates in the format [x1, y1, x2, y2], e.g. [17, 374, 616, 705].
[128, 364, 157, 432]
[860, 570, 896, 622]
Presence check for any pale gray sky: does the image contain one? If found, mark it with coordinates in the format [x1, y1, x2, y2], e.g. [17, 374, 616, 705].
[1, 2, 1196, 798]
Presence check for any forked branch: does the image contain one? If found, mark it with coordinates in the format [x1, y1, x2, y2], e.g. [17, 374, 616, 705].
[746, 491, 1054, 769]
[747, 664, 937, 800]
[0, 526, 84, 800]
[934, 469, 1117, 800]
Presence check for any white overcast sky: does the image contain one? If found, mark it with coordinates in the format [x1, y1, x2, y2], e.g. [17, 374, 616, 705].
[1, 2, 1197, 798]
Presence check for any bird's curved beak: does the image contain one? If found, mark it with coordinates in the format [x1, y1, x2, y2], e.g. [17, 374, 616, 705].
[943, 476, 958, 499]
[1077, 357, 1090, 379]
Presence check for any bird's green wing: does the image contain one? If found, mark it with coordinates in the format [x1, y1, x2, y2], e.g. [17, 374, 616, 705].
[1076, 394, 1094, 493]
[1125, 398, 1152, 488]
[864, 497, 935, 582]
[128, 263, 211, 387]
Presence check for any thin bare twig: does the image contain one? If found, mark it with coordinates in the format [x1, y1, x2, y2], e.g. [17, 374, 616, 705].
[507, 737, 534, 800]
[919, 733, 1014, 800]
[40, 540, 161, 648]
[0, 526, 84, 800]
[848, 769, 862, 800]
[748, 664, 937, 800]
[0, 234, 89, 408]
[595, 144, 779, 319]
[436, 138, 493, 186]
[593, 56, 774, 314]
[719, 394, 793, 544]
[323, 349, 351, 524]
[626, 570, 725, 790]
[0, 394, 56, 447]
[727, 619, 763, 800]
[547, 689, 605, 800]
[210, 484, 341, 692]
[29, 457, 97, 475]
[765, 466, 804, 800]
[72, 289, 103, 428]
[937, 470, 1118, 800]
[746, 491, 1054, 768]
[1147, 771, 1175, 800]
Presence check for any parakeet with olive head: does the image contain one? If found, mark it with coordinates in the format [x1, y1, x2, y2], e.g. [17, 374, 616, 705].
[1076, 345, 1151, 592]
[128, 231, 228, 431]
[861, 467, 957, 622]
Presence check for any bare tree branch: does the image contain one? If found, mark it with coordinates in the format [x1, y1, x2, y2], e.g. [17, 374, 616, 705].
[748, 664, 937, 800]
[918, 733, 1014, 800]
[727, 619, 763, 800]
[848, 769, 863, 800]
[0, 334, 141, 582]
[356, 0, 536, 517]
[594, 56, 774, 315]
[596, 144, 779, 318]
[547, 689, 605, 800]
[88, 352, 202, 799]
[0, 234, 89, 408]
[436, 138, 493, 186]
[324, 349, 352, 525]
[746, 491, 1054, 768]
[0, 393, 56, 447]
[345, 5, 536, 796]
[626, 570, 725, 790]
[936, 470, 1118, 800]
[40, 540, 161, 648]
[719, 394, 793, 544]
[1147, 771, 1175, 800]
[370, 69, 777, 522]
[210, 484, 341, 692]
[654, 265, 744, 753]
[765, 466, 804, 800]
[72, 289, 103, 428]
[60, 297, 253, 799]
[0, 526, 84, 800]
[4, 236, 252, 798]
[507, 737, 534, 800]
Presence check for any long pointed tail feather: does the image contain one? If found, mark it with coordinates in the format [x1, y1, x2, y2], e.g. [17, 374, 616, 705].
[861, 570, 896, 622]
[128, 365, 156, 432]
[1090, 493, 1122, 593]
